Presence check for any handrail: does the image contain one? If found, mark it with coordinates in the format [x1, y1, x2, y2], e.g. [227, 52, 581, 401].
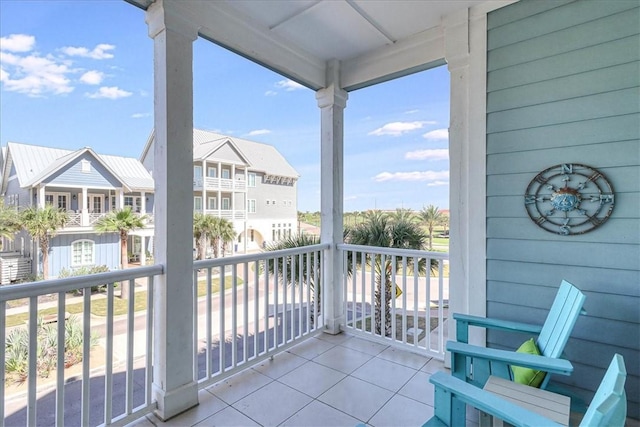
[194, 243, 330, 268]
[0, 264, 164, 301]
[338, 243, 448, 259]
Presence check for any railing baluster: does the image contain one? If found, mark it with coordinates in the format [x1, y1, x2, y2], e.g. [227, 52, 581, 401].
[264, 259, 270, 353]
[401, 257, 407, 345]
[413, 256, 419, 349]
[193, 268, 199, 381]
[243, 261, 249, 364]
[0, 301, 5, 426]
[219, 265, 225, 373]
[82, 289, 91, 426]
[104, 282, 114, 425]
[438, 259, 445, 352]
[253, 260, 259, 358]
[274, 257, 279, 348]
[28, 296, 37, 426]
[126, 278, 135, 415]
[56, 291, 66, 427]
[145, 275, 154, 405]
[206, 267, 212, 378]
[231, 263, 238, 368]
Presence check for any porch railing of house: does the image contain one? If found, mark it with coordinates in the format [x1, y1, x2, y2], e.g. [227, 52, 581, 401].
[66, 211, 82, 227]
[194, 177, 247, 191]
[192, 243, 328, 389]
[88, 212, 107, 226]
[338, 244, 448, 359]
[204, 209, 246, 220]
[0, 265, 163, 427]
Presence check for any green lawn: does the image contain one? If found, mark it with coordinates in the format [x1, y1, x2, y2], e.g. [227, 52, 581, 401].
[4, 276, 240, 328]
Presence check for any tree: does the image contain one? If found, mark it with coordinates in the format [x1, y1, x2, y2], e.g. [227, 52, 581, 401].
[0, 200, 20, 247]
[20, 205, 68, 280]
[94, 207, 146, 297]
[193, 212, 214, 260]
[209, 217, 236, 258]
[346, 211, 433, 337]
[264, 233, 323, 324]
[390, 208, 416, 224]
[419, 204, 444, 250]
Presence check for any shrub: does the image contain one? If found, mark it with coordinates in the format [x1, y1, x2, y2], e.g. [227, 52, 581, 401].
[59, 265, 112, 294]
[5, 316, 98, 383]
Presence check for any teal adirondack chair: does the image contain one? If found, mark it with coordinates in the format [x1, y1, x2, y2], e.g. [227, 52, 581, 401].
[449, 280, 586, 389]
[424, 353, 627, 427]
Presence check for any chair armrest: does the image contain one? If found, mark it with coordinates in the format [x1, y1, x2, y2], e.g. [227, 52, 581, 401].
[428, 372, 564, 427]
[447, 341, 573, 376]
[454, 313, 542, 336]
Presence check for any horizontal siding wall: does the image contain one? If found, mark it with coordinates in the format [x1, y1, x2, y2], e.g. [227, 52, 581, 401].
[487, 0, 639, 418]
[49, 233, 120, 278]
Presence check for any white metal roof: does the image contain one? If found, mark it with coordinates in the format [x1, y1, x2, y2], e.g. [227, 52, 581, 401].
[4, 142, 154, 192]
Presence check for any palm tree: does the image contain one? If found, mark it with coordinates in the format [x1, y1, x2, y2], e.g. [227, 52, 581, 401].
[264, 233, 323, 323]
[346, 211, 432, 336]
[94, 207, 146, 297]
[193, 212, 214, 260]
[209, 217, 236, 258]
[0, 201, 20, 248]
[20, 205, 68, 280]
[419, 204, 444, 250]
[390, 208, 416, 223]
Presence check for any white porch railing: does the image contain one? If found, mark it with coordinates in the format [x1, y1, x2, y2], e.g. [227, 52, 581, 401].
[66, 212, 82, 227]
[338, 244, 448, 359]
[204, 209, 246, 220]
[194, 177, 247, 192]
[88, 212, 107, 226]
[192, 244, 328, 388]
[0, 265, 163, 427]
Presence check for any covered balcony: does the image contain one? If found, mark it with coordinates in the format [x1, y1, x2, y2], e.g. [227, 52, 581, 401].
[1, 0, 637, 426]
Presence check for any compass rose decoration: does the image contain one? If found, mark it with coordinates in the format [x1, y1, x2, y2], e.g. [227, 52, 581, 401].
[524, 163, 614, 235]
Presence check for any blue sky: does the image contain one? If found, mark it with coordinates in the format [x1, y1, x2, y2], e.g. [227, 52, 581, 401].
[0, 0, 450, 213]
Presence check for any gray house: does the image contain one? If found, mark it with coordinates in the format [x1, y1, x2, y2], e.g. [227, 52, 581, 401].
[140, 129, 299, 253]
[0, 142, 154, 278]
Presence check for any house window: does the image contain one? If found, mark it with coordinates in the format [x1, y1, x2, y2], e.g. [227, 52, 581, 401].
[208, 197, 217, 210]
[88, 194, 103, 213]
[222, 169, 230, 179]
[248, 173, 256, 187]
[45, 193, 69, 210]
[194, 165, 203, 179]
[194, 196, 202, 211]
[81, 159, 91, 173]
[222, 198, 230, 210]
[124, 196, 134, 208]
[71, 239, 94, 267]
[207, 167, 217, 178]
[248, 199, 256, 213]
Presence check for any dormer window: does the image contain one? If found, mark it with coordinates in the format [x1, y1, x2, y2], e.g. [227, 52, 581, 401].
[81, 159, 91, 173]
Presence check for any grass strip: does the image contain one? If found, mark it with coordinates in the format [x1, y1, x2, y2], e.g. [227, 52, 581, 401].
[4, 276, 241, 328]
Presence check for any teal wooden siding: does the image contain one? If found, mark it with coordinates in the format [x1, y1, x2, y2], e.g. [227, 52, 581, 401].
[45, 152, 122, 188]
[486, 0, 639, 418]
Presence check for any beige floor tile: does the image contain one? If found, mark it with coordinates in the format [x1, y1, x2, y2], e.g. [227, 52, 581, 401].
[313, 345, 373, 374]
[279, 360, 347, 398]
[208, 368, 272, 404]
[233, 381, 312, 426]
[252, 350, 308, 379]
[150, 389, 228, 426]
[340, 336, 388, 356]
[194, 406, 260, 427]
[351, 357, 417, 392]
[280, 400, 362, 427]
[368, 394, 434, 427]
[397, 371, 434, 406]
[376, 347, 429, 370]
[288, 336, 336, 359]
[318, 376, 393, 422]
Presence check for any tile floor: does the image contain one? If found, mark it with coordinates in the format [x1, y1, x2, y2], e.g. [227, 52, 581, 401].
[127, 332, 480, 427]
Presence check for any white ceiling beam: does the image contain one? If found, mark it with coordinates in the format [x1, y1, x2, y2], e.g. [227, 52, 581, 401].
[341, 26, 445, 91]
[171, 0, 327, 90]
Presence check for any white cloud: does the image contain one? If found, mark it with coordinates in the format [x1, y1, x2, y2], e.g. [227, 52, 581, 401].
[368, 120, 436, 137]
[246, 129, 271, 136]
[60, 43, 115, 60]
[0, 51, 73, 96]
[373, 170, 449, 182]
[422, 128, 449, 140]
[0, 34, 36, 52]
[275, 79, 304, 91]
[85, 86, 132, 99]
[405, 148, 449, 161]
[427, 180, 448, 187]
[131, 112, 150, 119]
[79, 70, 104, 85]
[404, 109, 420, 114]
[264, 90, 277, 96]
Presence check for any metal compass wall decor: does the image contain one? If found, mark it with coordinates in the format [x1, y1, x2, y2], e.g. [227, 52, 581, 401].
[524, 163, 614, 235]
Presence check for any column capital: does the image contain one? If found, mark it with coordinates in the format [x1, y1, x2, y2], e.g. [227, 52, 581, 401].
[443, 7, 470, 71]
[316, 85, 348, 109]
[146, 0, 198, 41]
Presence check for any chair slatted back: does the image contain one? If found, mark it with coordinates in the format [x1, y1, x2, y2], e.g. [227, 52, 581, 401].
[580, 353, 627, 427]
[537, 280, 586, 358]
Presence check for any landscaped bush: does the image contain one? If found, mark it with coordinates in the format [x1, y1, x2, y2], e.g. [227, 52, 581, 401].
[4, 316, 98, 383]
[58, 265, 112, 294]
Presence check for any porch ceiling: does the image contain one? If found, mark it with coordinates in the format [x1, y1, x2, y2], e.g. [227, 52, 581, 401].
[126, 0, 485, 90]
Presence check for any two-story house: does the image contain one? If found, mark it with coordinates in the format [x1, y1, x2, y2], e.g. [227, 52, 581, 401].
[140, 129, 299, 253]
[0, 142, 154, 278]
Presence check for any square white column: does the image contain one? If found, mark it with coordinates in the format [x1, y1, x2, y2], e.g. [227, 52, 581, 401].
[316, 59, 348, 335]
[146, 0, 199, 420]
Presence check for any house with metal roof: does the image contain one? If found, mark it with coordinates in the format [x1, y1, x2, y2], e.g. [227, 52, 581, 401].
[140, 128, 299, 253]
[0, 141, 155, 279]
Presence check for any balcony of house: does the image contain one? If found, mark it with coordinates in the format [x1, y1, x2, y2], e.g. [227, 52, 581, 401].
[0, 244, 451, 426]
[193, 167, 248, 193]
[203, 208, 246, 221]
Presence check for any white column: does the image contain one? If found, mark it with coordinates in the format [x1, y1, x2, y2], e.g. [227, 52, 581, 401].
[117, 189, 124, 209]
[140, 236, 146, 265]
[37, 186, 45, 208]
[317, 59, 348, 335]
[141, 191, 147, 214]
[146, 0, 198, 420]
[445, 7, 488, 356]
[81, 187, 88, 226]
[202, 160, 207, 213]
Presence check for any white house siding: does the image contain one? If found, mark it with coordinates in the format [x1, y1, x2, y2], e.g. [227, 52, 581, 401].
[486, 0, 639, 418]
[49, 233, 120, 278]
